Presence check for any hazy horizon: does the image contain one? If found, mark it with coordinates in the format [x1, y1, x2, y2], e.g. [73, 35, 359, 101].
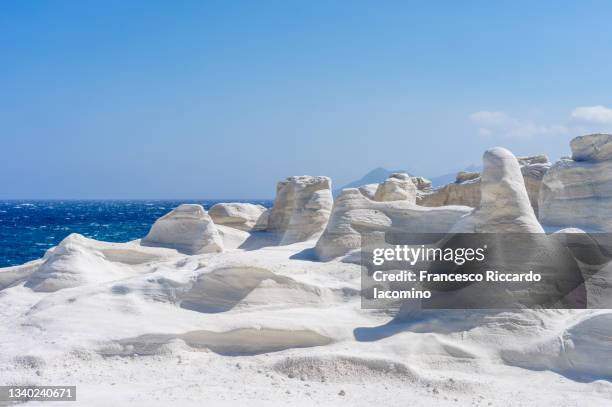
[2, 1, 612, 199]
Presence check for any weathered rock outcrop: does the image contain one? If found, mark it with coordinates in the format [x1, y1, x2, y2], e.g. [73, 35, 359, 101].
[357, 184, 378, 200]
[518, 155, 549, 166]
[373, 173, 417, 202]
[540, 134, 612, 231]
[451, 147, 544, 233]
[417, 173, 481, 208]
[455, 171, 480, 183]
[570, 133, 612, 162]
[395, 149, 584, 311]
[267, 176, 333, 244]
[26, 234, 176, 292]
[519, 155, 551, 215]
[253, 208, 270, 231]
[411, 176, 433, 193]
[314, 188, 471, 260]
[209, 202, 268, 232]
[502, 312, 612, 378]
[418, 155, 550, 215]
[142, 204, 224, 254]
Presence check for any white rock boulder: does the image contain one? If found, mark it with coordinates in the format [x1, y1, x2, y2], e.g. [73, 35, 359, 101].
[503, 312, 612, 378]
[357, 184, 379, 200]
[267, 176, 333, 244]
[25, 234, 175, 292]
[142, 204, 224, 254]
[455, 171, 480, 183]
[373, 173, 417, 203]
[451, 147, 544, 233]
[540, 134, 612, 231]
[314, 188, 471, 261]
[419, 155, 550, 216]
[418, 172, 481, 208]
[518, 155, 551, 215]
[411, 176, 433, 193]
[571, 133, 612, 162]
[209, 202, 268, 232]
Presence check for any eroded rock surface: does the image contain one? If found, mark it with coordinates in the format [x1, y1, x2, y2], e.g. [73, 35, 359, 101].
[418, 172, 481, 208]
[142, 204, 224, 254]
[267, 176, 333, 244]
[314, 188, 471, 260]
[540, 134, 612, 231]
[571, 133, 612, 162]
[209, 203, 268, 232]
[451, 147, 544, 233]
[419, 155, 550, 215]
[373, 173, 417, 203]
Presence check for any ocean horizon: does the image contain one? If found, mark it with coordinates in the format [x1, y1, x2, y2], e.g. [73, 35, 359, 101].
[0, 199, 273, 268]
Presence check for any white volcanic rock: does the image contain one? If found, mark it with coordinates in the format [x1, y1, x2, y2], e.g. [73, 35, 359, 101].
[570, 133, 612, 162]
[539, 134, 612, 232]
[503, 312, 612, 378]
[540, 160, 612, 231]
[142, 204, 224, 254]
[253, 208, 270, 231]
[419, 155, 550, 215]
[357, 184, 379, 200]
[551, 228, 612, 308]
[315, 188, 471, 260]
[518, 154, 549, 166]
[455, 171, 480, 183]
[209, 203, 267, 232]
[25, 234, 176, 292]
[411, 176, 432, 192]
[412, 176, 434, 203]
[215, 225, 250, 249]
[0, 260, 43, 291]
[519, 155, 551, 215]
[540, 135, 612, 231]
[418, 173, 481, 208]
[373, 173, 417, 203]
[451, 147, 544, 233]
[267, 176, 333, 244]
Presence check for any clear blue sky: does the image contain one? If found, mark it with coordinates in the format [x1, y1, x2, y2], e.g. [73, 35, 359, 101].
[2, 1, 612, 199]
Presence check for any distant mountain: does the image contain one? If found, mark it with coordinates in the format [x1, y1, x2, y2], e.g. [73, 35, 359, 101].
[333, 167, 410, 196]
[336, 164, 482, 195]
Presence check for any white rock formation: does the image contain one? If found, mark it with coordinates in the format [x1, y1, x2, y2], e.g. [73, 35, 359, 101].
[570, 133, 612, 162]
[451, 147, 544, 233]
[267, 176, 333, 244]
[550, 228, 612, 308]
[411, 176, 432, 192]
[209, 202, 268, 232]
[314, 188, 471, 260]
[0, 261, 40, 291]
[455, 171, 480, 183]
[540, 134, 612, 231]
[25, 234, 176, 292]
[419, 155, 550, 215]
[517, 154, 549, 166]
[357, 184, 379, 200]
[142, 204, 224, 254]
[503, 312, 612, 378]
[215, 225, 251, 249]
[518, 155, 551, 215]
[253, 208, 270, 231]
[373, 173, 417, 203]
[417, 173, 481, 208]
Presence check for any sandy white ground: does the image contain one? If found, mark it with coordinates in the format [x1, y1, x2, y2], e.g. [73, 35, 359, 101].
[0, 231, 611, 406]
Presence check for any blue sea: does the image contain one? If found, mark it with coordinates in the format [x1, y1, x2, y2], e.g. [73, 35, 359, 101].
[0, 200, 272, 268]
